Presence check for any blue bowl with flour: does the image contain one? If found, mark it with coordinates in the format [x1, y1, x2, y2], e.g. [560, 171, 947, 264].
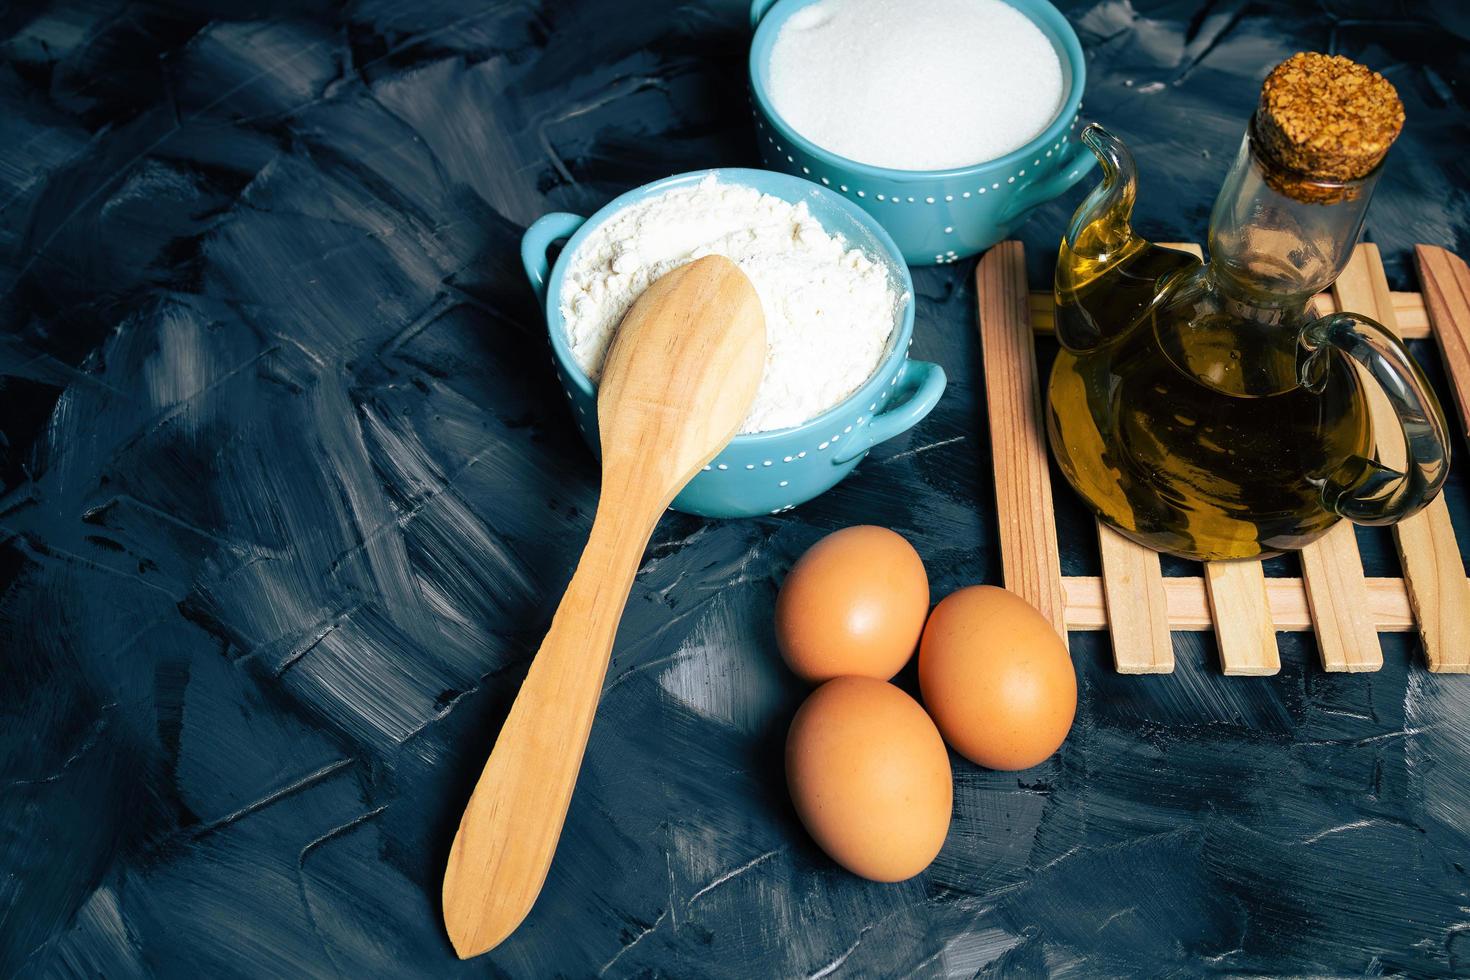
[522, 168, 945, 519]
[748, 0, 1095, 266]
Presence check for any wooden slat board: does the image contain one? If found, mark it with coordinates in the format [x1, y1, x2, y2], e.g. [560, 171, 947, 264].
[1334, 245, 1470, 673]
[975, 242, 1067, 637]
[985, 239, 1470, 675]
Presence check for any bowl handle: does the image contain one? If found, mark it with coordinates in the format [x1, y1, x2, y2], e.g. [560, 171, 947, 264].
[750, 0, 780, 27]
[521, 212, 588, 304]
[833, 360, 947, 465]
[998, 135, 1098, 223]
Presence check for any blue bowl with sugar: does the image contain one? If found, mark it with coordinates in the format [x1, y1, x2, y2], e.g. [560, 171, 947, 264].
[522, 168, 946, 519]
[748, 0, 1094, 266]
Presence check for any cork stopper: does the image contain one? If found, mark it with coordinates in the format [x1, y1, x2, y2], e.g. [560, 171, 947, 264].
[1252, 52, 1404, 203]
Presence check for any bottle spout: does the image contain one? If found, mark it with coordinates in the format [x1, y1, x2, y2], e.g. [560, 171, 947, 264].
[1063, 124, 1140, 265]
[1052, 125, 1144, 351]
[1053, 124, 1199, 352]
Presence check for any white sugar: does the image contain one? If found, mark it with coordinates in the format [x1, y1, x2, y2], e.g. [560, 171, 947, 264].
[767, 0, 1064, 171]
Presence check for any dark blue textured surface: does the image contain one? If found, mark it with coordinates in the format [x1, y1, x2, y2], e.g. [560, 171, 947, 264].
[3, 1, 1469, 976]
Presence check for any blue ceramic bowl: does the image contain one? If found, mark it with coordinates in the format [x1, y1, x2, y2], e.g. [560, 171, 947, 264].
[522, 168, 945, 519]
[748, 0, 1095, 266]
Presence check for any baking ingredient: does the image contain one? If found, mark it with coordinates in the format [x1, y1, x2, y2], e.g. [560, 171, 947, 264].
[766, 0, 1064, 171]
[775, 525, 929, 683]
[918, 585, 1076, 770]
[1049, 55, 1442, 563]
[560, 177, 900, 433]
[786, 676, 952, 881]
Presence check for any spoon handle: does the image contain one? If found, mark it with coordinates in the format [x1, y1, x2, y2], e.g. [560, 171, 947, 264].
[442, 502, 656, 959]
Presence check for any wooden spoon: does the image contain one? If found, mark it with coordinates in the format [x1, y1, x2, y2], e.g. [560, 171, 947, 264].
[442, 255, 767, 958]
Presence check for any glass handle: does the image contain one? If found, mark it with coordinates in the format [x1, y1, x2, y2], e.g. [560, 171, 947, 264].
[1299, 311, 1452, 525]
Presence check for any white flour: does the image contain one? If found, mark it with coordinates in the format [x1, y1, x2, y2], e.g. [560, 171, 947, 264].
[560, 177, 900, 434]
[767, 0, 1063, 171]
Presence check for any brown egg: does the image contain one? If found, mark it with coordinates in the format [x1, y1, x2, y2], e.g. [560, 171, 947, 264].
[786, 676, 952, 882]
[918, 586, 1077, 771]
[775, 526, 929, 683]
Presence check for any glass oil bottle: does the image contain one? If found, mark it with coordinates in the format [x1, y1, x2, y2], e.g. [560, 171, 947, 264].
[1047, 53, 1450, 561]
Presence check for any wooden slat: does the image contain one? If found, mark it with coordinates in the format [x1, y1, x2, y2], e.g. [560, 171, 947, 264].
[1144, 242, 1281, 675]
[1097, 526, 1174, 672]
[1300, 522, 1383, 671]
[976, 242, 1067, 637]
[1296, 288, 1382, 672]
[1297, 291, 1384, 671]
[1204, 561, 1281, 675]
[1031, 290, 1429, 338]
[1059, 575, 1428, 631]
[1410, 244, 1470, 672]
[1392, 517, 1470, 672]
[1415, 245, 1470, 441]
[1084, 239, 1174, 669]
[1084, 242, 1174, 672]
[1336, 244, 1470, 673]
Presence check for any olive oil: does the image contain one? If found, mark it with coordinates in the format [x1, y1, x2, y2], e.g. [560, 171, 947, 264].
[1049, 243, 1375, 560]
[1044, 65, 1449, 564]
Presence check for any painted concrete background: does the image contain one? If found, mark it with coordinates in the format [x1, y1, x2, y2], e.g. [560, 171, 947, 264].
[3, 0, 1469, 976]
